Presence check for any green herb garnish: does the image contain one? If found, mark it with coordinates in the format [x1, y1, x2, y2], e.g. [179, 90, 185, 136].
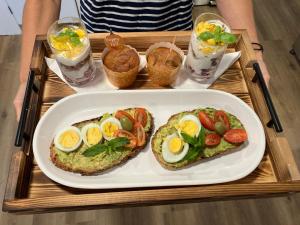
[198, 31, 214, 41]
[220, 32, 237, 44]
[83, 137, 129, 157]
[180, 127, 205, 161]
[197, 24, 237, 44]
[54, 28, 82, 47]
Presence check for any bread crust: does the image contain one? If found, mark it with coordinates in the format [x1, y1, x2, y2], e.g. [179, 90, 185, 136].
[50, 108, 154, 175]
[151, 108, 243, 170]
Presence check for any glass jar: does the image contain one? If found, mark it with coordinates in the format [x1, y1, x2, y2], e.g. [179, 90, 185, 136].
[47, 17, 96, 86]
[185, 13, 231, 82]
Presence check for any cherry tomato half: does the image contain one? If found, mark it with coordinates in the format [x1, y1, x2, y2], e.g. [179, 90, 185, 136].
[114, 129, 137, 148]
[134, 108, 148, 128]
[224, 129, 248, 144]
[115, 110, 135, 127]
[133, 122, 146, 147]
[205, 133, 221, 146]
[198, 111, 215, 131]
[214, 110, 230, 130]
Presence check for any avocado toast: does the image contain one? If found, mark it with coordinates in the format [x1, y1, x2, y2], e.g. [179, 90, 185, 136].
[50, 108, 153, 175]
[151, 108, 248, 170]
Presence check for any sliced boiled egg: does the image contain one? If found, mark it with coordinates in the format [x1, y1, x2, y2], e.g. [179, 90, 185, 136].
[54, 126, 82, 152]
[100, 117, 122, 140]
[177, 114, 202, 138]
[162, 133, 189, 163]
[81, 123, 103, 147]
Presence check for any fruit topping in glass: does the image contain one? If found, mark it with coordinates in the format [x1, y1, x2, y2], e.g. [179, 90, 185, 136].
[195, 21, 237, 55]
[49, 26, 88, 59]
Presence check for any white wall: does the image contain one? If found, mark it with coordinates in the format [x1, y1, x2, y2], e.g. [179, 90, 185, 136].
[0, 0, 21, 35]
[0, 0, 79, 35]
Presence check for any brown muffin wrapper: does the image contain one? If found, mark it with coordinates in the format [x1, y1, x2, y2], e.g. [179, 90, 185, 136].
[102, 45, 140, 88]
[146, 42, 184, 86]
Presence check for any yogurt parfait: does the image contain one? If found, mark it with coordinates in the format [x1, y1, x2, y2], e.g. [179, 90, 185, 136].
[185, 13, 236, 82]
[48, 17, 96, 86]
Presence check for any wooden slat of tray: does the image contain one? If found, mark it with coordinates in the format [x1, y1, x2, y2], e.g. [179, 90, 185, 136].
[27, 153, 276, 199]
[3, 31, 300, 214]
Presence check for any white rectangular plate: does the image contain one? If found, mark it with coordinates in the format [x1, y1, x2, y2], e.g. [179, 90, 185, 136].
[33, 89, 265, 189]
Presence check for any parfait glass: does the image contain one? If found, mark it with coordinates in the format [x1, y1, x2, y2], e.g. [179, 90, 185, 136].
[185, 13, 231, 83]
[47, 17, 96, 86]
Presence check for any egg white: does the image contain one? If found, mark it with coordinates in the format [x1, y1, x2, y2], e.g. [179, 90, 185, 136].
[81, 123, 102, 147]
[100, 117, 122, 140]
[178, 114, 202, 138]
[162, 133, 189, 163]
[54, 126, 82, 152]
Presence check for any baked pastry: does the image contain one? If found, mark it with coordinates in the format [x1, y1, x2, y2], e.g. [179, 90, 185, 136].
[102, 33, 140, 88]
[146, 43, 183, 86]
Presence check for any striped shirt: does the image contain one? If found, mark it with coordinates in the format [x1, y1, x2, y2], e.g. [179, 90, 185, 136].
[80, 0, 193, 33]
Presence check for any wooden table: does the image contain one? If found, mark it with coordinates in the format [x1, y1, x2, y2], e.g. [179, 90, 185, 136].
[3, 30, 300, 214]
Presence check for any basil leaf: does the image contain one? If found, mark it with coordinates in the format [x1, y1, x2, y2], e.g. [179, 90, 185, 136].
[196, 127, 205, 148]
[214, 33, 221, 42]
[220, 33, 237, 44]
[83, 137, 129, 157]
[181, 147, 201, 162]
[214, 25, 222, 34]
[83, 144, 108, 157]
[181, 132, 197, 145]
[108, 137, 129, 149]
[198, 31, 214, 41]
[70, 36, 81, 46]
[65, 29, 78, 37]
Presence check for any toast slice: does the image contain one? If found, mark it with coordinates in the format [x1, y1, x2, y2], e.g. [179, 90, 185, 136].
[50, 108, 153, 175]
[151, 108, 247, 170]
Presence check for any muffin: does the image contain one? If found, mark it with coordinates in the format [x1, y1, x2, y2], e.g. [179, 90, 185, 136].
[146, 43, 184, 86]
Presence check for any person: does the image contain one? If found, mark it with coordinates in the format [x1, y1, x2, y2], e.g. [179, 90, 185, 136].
[14, 0, 270, 120]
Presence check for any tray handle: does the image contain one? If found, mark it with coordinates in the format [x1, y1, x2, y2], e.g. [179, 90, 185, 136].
[15, 70, 38, 147]
[252, 63, 283, 133]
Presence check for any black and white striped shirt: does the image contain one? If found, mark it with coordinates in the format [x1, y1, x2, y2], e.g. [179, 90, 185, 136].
[80, 0, 193, 33]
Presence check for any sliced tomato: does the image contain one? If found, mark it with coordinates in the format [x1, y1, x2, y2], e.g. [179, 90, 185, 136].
[114, 129, 137, 148]
[115, 110, 135, 124]
[205, 133, 221, 146]
[214, 110, 230, 130]
[134, 108, 148, 128]
[198, 111, 215, 131]
[224, 129, 248, 144]
[133, 122, 146, 147]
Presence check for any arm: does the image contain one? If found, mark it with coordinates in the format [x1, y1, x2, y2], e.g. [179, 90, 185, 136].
[14, 0, 61, 120]
[216, 0, 270, 84]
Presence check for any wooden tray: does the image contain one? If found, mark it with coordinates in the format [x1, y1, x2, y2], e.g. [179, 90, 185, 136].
[3, 31, 300, 214]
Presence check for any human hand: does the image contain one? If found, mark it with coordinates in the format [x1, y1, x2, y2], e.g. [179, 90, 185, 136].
[13, 82, 27, 121]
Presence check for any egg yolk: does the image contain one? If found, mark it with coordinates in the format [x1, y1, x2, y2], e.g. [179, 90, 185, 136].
[168, 137, 183, 154]
[102, 122, 119, 138]
[59, 130, 80, 148]
[179, 120, 198, 137]
[87, 127, 102, 145]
